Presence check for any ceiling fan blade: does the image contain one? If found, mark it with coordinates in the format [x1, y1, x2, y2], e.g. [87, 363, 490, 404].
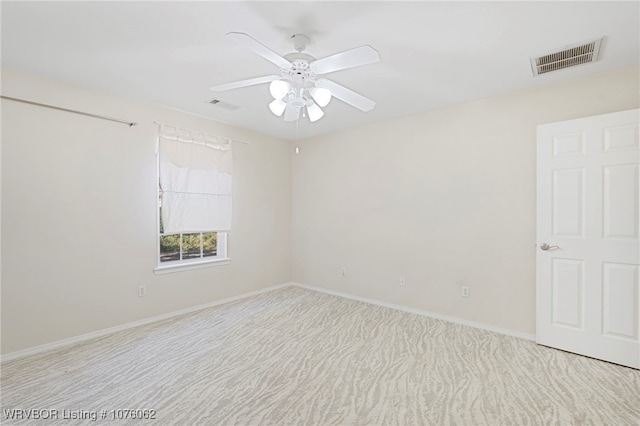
[316, 78, 376, 112]
[283, 102, 300, 121]
[226, 32, 292, 70]
[311, 45, 380, 75]
[210, 75, 279, 92]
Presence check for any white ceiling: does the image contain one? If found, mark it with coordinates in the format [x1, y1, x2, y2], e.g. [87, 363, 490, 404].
[2, 1, 639, 141]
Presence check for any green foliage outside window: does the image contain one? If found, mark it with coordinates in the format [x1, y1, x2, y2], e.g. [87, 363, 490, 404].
[160, 232, 217, 262]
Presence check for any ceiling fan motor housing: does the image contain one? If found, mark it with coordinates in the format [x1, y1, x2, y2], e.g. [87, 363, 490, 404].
[282, 60, 318, 88]
[283, 36, 318, 89]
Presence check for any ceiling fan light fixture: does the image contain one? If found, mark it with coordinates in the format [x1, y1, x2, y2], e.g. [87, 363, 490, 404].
[269, 79, 291, 99]
[310, 87, 331, 107]
[307, 102, 324, 122]
[269, 98, 287, 116]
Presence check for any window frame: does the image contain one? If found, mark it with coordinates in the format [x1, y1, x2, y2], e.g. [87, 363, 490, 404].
[154, 231, 230, 274]
[154, 134, 230, 275]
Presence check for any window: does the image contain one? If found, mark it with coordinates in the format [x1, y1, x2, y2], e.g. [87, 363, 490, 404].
[155, 124, 232, 272]
[159, 231, 219, 262]
[158, 187, 228, 266]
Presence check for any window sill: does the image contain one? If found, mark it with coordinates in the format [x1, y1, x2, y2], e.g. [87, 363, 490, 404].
[154, 257, 231, 275]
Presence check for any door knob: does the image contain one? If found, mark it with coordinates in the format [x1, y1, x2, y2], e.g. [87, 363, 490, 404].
[540, 243, 560, 251]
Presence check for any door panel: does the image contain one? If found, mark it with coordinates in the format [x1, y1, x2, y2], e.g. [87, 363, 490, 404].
[553, 132, 585, 157]
[604, 124, 639, 152]
[537, 109, 640, 369]
[551, 258, 584, 329]
[602, 263, 638, 339]
[552, 168, 585, 237]
[603, 164, 638, 239]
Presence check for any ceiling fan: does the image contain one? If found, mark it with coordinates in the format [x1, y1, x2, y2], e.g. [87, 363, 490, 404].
[210, 32, 380, 123]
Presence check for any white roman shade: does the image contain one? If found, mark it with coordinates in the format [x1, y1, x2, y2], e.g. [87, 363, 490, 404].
[159, 127, 232, 234]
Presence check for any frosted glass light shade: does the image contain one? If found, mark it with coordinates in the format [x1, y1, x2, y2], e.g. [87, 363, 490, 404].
[310, 87, 331, 107]
[269, 80, 291, 99]
[307, 102, 324, 122]
[269, 98, 287, 116]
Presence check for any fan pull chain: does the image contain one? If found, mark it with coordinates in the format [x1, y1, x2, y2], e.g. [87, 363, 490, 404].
[295, 117, 300, 154]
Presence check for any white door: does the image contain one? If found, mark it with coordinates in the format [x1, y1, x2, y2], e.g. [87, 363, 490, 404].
[537, 108, 639, 369]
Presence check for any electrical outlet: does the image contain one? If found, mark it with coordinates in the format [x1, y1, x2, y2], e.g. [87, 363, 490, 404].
[461, 286, 470, 298]
[400, 276, 406, 287]
[138, 285, 146, 297]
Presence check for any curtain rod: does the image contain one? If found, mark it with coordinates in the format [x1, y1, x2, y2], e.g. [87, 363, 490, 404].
[1, 95, 138, 127]
[160, 134, 231, 151]
[155, 121, 249, 145]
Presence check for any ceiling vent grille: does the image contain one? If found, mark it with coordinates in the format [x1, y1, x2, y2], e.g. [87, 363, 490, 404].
[207, 98, 240, 111]
[530, 37, 603, 76]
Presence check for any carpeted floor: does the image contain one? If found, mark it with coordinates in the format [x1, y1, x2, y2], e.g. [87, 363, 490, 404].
[2, 286, 639, 425]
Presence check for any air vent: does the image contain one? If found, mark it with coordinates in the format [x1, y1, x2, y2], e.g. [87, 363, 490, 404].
[207, 98, 240, 111]
[530, 37, 603, 76]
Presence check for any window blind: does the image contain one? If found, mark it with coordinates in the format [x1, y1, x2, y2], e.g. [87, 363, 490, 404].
[158, 127, 232, 234]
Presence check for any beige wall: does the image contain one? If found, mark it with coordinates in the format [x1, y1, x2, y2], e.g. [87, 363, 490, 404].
[2, 64, 638, 355]
[291, 64, 640, 335]
[1, 69, 292, 354]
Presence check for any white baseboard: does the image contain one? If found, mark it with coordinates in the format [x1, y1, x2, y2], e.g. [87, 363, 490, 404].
[2, 281, 534, 363]
[293, 283, 536, 342]
[1, 282, 295, 363]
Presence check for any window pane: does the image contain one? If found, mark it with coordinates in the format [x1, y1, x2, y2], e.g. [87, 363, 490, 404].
[182, 233, 201, 260]
[160, 234, 180, 262]
[203, 232, 217, 257]
[159, 191, 164, 234]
